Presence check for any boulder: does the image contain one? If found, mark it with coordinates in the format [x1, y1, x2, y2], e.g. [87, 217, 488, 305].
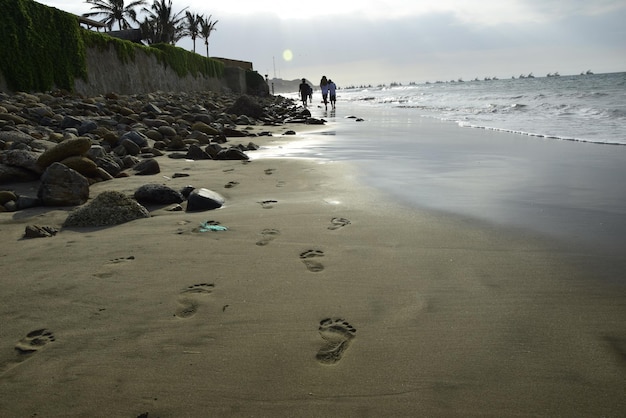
[186, 188, 225, 212]
[132, 158, 160, 175]
[134, 184, 184, 205]
[38, 162, 89, 206]
[60, 156, 101, 178]
[0, 163, 40, 183]
[37, 136, 92, 169]
[1, 149, 44, 174]
[63, 190, 150, 227]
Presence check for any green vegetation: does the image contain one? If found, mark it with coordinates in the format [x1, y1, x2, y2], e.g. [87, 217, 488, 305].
[0, 0, 224, 92]
[0, 0, 87, 92]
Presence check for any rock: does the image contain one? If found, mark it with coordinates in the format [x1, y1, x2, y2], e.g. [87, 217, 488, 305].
[38, 162, 90, 206]
[1, 149, 43, 174]
[63, 190, 150, 227]
[16, 195, 42, 210]
[0, 130, 35, 146]
[78, 120, 98, 135]
[120, 137, 141, 156]
[24, 225, 58, 238]
[222, 127, 248, 137]
[134, 184, 184, 205]
[60, 115, 83, 129]
[96, 154, 124, 177]
[158, 125, 177, 137]
[37, 136, 92, 169]
[120, 131, 148, 147]
[0, 163, 40, 183]
[60, 156, 101, 178]
[225, 95, 266, 119]
[217, 148, 249, 160]
[186, 188, 225, 212]
[0, 190, 17, 205]
[191, 121, 219, 135]
[185, 144, 211, 160]
[132, 158, 160, 175]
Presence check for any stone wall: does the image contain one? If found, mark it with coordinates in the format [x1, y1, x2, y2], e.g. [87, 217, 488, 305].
[0, 44, 250, 97]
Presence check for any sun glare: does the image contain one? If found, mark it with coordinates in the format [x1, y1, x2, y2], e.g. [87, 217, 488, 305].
[282, 49, 293, 62]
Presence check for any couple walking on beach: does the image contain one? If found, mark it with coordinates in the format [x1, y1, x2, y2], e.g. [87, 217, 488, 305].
[299, 76, 336, 110]
[320, 76, 336, 110]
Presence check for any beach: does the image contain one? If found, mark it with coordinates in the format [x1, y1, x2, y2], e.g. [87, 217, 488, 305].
[1, 100, 625, 417]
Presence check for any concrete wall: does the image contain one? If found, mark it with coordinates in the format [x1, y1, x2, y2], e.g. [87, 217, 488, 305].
[0, 44, 249, 96]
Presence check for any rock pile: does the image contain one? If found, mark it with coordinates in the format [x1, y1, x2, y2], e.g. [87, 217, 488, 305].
[0, 90, 319, 213]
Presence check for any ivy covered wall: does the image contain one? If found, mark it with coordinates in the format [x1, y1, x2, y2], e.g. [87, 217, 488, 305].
[0, 0, 86, 92]
[0, 0, 225, 93]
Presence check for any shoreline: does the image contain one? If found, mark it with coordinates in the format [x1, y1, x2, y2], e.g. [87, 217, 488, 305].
[1, 96, 625, 417]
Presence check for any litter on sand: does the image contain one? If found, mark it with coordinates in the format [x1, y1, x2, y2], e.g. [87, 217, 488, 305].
[198, 221, 228, 232]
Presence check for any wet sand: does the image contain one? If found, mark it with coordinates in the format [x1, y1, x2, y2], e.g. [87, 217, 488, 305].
[0, 116, 625, 417]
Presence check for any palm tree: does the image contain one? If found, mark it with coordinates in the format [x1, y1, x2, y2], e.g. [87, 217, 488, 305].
[141, 0, 188, 45]
[184, 11, 202, 54]
[199, 15, 218, 58]
[83, 0, 147, 31]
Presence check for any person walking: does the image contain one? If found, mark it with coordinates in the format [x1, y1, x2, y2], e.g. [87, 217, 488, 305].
[320, 76, 329, 110]
[328, 79, 337, 109]
[299, 78, 310, 107]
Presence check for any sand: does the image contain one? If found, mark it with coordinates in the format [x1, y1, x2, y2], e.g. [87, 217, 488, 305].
[1, 121, 625, 417]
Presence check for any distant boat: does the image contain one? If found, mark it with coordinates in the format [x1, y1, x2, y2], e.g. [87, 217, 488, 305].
[581, 70, 594, 75]
[547, 72, 560, 77]
[527, 73, 535, 78]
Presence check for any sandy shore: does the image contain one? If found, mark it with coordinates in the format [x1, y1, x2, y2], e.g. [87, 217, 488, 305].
[1, 120, 625, 417]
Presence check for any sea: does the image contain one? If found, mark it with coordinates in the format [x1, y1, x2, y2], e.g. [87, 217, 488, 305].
[272, 72, 626, 257]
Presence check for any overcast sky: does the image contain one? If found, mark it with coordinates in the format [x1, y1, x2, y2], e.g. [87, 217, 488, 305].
[36, 0, 626, 86]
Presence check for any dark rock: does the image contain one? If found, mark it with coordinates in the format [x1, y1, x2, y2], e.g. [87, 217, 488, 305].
[16, 195, 42, 210]
[60, 115, 83, 129]
[63, 190, 150, 227]
[132, 158, 160, 175]
[120, 131, 148, 147]
[0, 163, 40, 183]
[38, 162, 90, 206]
[96, 154, 124, 177]
[185, 144, 212, 160]
[120, 137, 141, 156]
[217, 148, 249, 160]
[0, 190, 17, 205]
[180, 185, 195, 198]
[24, 225, 58, 238]
[78, 120, 98, 135]
[225, 95, 266, 119]
[186, 188, 225, 212]
[222, 127, 248, 137]
[134, 184, 184, 205]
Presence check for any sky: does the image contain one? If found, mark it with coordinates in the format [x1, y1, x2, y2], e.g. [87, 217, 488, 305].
[35, 0, 626, 86]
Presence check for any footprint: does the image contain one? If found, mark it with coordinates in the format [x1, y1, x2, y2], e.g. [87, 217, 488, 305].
[258, 200, 277, 209]
[275, 181, 286, 188]
[256, 228, 280, 246]
[93, 256, 135, 278]
[175, 283, 215, 319]
[224, 181, 239, 189]
[264, 168, 276, 175]
[14, 329, 56, 354]
[106, 256, 135, 264]
[328, 217, 351, 230]
[1, 329, 56, 375]
[300, 249, 324, 272]
[316, 318, 356, 365]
